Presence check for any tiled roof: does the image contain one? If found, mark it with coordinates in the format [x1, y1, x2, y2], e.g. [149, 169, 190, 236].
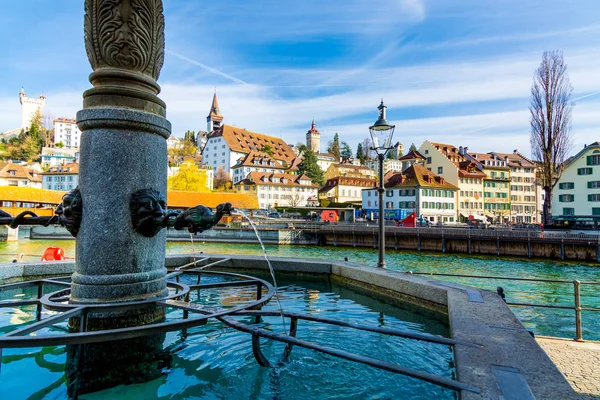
[385, 164, 458, 190]
[492, 152, 535, 168]
[307, 120, 320, 136]
[319, 177, 376, 193]
[398, 149, 425, 161]
[212, 125, 295, 162]
[167, 191, 258, 210]
[232, 151, 285, 170]
[42, 162, 79, 175]
[458, 160, 487, 178]
[0, 163, 42, 182]
[237, 172, 318, 188]
[54, 118, 76, 124]
[0, 186, 65, 204]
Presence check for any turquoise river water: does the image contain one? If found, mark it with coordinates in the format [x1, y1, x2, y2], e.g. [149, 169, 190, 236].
[1, 236, 599, 341]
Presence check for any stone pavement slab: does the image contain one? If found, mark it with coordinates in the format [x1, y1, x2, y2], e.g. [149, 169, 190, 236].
[537, 337, 600, 399]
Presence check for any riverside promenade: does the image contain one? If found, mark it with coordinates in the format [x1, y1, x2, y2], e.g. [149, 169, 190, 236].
[537, 337, 600, 399]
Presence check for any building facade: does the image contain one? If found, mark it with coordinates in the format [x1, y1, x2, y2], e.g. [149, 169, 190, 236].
[0, 163, 42, 188]
[42, 162, 79, 191]
[53, 118, 81, 148]
[468, 152, 511, 223]
[419, 141, 487, 223]
[318, 176, 376, 205]
[552, 141, 600, 226]
[235, 172, 318, 210]
[231, 151, 286, 184]
[492, 151, 538, 223]
[41, 147, 79, 167]
[365, 158, 404, 175]
[324, 163, 376, 180]
[361, 164, 458, 223]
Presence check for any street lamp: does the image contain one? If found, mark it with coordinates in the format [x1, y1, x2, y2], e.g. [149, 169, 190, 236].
[369, 99, 396, 269]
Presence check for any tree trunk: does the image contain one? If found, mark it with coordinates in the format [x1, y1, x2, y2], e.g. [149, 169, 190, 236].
[543, 187, 553, 226]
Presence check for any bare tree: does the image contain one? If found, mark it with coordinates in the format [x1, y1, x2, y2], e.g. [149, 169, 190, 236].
[284, 193, 303, 207]
[529, 50, 573, 226]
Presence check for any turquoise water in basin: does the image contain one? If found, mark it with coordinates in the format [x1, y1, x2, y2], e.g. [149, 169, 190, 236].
[0, 275, 456, 399]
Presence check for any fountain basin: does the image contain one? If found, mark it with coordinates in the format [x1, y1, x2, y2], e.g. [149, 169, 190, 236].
[0, 255, 577, 399]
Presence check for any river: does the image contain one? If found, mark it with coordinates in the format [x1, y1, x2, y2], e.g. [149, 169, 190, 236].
[1, 236, 599, 340]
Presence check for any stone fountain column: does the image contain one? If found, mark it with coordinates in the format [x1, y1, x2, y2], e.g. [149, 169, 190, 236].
[72, 0, 170, 305]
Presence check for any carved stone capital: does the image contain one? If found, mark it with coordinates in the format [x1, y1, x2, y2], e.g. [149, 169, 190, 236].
[83, 0, 166, 116]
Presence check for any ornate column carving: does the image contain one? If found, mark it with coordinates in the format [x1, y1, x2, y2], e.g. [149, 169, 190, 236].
[83, 0, 166, 116]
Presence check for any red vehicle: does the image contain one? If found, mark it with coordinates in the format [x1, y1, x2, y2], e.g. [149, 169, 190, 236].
[321, 210, 339, 223]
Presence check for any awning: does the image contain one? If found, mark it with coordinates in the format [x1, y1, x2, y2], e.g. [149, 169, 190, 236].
[471, 214, 488, 221]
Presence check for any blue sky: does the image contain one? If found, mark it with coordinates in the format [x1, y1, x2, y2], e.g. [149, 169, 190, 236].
[1, 0, 600, 157]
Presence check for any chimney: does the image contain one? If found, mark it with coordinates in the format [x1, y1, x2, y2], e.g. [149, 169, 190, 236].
[459, 146, 464, 155]
[513, 149, 518, 154]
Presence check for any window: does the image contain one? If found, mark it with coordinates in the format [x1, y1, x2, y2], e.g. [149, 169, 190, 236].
[587, 155, 600, 166]
[563, 208, 575, 216]
[386, 190, 393, 197]
[437, 167, 443, 174]
[588, 181, 600, 189]
[426, 157, 432, 164]
[558, 194, 575, 203]
[578, 167, 593, 175]
[386, 202, 393, 208]
[589, 194, 600, 202]
[559, 182, 574, 190]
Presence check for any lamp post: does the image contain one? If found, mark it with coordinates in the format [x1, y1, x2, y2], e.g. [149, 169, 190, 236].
[369, 100, 396, 269]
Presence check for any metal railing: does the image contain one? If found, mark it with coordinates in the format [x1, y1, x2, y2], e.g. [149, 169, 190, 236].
[407, 271, 600, 341]
[320, 224, 600, 241]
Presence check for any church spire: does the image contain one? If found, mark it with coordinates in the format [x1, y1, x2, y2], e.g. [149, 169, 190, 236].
[207, 91, 223, 132]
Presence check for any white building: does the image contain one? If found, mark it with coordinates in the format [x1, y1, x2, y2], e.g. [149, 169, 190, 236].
[365, 158, 404, 175]
[362, 164, 458, 223]
[41, 147, 79, 167]
[235, 172, 318, 210]
[202, 93, 297, 178]
[231, 151, 287, 184]
[42, 162, 79, 191]
[0, 162, 42, 188]
[552, 141, 600, 227]
[53, 118, 81, 148]
[20, 88, 46, 130]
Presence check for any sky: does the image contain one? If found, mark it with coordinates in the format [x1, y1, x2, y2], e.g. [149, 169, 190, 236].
[1, 0, 599, 158]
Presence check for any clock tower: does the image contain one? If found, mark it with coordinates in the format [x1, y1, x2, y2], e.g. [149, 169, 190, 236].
[306, 118, 321, 153]
[206, 91, 223, 132]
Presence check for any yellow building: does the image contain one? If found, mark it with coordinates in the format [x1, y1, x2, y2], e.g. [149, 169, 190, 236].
[324, 163, 376, 180]
[318, 176, 376, 206]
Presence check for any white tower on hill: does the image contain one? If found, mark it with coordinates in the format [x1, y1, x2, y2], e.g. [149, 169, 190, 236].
[306, 119, 321, 153]
[19, 88, 46, 130]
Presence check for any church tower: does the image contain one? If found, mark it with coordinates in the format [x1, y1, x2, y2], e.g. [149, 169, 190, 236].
[306, 119, 321, 153]
[206, 91, 223, 132]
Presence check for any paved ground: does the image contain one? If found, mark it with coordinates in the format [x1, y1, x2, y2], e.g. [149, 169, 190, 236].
[537, 337, 600, 399]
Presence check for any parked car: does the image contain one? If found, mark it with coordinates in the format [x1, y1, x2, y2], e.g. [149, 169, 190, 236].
[268, 212, 281, 219]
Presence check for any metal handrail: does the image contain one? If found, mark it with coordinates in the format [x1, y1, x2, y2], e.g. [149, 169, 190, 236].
[320, 224, 600, 241]
[407, 271, 599, 341]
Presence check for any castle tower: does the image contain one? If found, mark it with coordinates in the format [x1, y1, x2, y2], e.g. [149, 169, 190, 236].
[206, 91, 223, 132]
[19, 88, 46, 130]
[306, 118, 320, 153]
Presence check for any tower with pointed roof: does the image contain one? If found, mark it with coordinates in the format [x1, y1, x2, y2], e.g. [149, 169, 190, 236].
[306, 119, 320, 154]
[206, 91, 223, 133]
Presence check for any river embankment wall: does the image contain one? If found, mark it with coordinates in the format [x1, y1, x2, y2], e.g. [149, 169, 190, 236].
[29, 225, 600, 262]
